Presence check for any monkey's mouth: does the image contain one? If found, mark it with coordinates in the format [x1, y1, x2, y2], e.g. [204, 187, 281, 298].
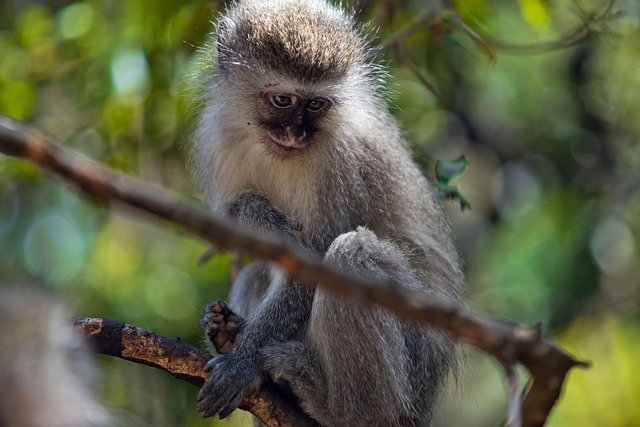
[265, 134, 307, 158]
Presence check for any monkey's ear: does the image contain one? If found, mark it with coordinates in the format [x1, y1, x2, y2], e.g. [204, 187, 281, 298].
[216, 17, 236, 66]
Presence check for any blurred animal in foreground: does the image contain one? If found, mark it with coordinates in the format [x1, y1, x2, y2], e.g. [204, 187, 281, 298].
[0, 285, 110, 427]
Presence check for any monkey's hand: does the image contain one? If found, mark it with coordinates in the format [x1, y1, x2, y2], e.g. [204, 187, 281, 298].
[197, 351, 260, 419]
[230, 191, 302, 242]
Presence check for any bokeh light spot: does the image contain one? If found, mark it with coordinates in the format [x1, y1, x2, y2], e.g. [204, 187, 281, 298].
[23, 213, 86, 282]
[492, 161, 542, 220]
[590, 217, 635, 275]
[89, 219, 143, 295]
[59, 2, 94, 40]
[0, 48, 32, 81]
[145, 265, 197, 321]
[110, 48, 150, 97]
[0, 81, 37, 120]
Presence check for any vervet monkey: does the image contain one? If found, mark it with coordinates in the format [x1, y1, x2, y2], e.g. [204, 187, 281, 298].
[0, 285, 110, 427]
[193, 0, 464, 426]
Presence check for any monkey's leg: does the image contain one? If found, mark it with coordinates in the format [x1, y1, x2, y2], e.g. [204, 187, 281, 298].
[229, 262, 271, 317]
[262, 227, 424, 427]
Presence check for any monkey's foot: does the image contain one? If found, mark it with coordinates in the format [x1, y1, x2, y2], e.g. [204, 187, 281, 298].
[201, 300, 245, 354]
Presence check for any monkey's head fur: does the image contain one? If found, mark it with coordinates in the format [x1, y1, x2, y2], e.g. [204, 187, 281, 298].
[219, 0, 373, 83]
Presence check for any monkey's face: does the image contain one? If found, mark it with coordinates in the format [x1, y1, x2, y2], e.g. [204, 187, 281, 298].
[257, 85, 333, 158]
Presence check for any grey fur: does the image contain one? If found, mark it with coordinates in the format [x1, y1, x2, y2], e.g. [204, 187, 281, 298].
[193, 1, 464, 426]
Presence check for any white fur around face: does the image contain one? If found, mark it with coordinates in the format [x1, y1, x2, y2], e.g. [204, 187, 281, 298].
[196, 83, 320, 224]
[194, 68, 377, 227]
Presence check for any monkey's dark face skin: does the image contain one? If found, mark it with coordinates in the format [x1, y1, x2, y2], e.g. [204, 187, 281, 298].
[258, 89, 332, 158]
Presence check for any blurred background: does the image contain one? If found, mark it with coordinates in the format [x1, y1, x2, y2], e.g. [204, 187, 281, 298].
[0, 0, 638, 426]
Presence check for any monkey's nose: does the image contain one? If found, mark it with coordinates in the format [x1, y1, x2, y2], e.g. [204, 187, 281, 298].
[269, 127, 307, 148]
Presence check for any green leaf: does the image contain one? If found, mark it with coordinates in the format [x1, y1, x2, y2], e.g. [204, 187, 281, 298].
[435, 155, 469, 184]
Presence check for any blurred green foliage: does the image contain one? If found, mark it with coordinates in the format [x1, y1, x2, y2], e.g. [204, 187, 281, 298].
[0, 0, 639, 426]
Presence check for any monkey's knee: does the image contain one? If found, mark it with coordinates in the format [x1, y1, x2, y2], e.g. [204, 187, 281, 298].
[325, 227, 413, 282]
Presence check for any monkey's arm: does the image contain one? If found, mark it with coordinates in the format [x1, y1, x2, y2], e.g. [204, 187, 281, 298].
[198, 192, 315, 419]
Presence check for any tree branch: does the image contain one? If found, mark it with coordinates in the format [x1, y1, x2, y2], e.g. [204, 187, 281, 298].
[442, 0, 622, 55]
[0, 116, 587, 427]
[71, 317, 318, 427]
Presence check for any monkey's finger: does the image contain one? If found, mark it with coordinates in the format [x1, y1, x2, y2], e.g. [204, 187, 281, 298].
[203, 300, 227, 314]
[226, 316, 245, 331]
[226, 322, 239, 334]
[197, 395, 221, 419]
[218, 392, 243, 419]
[200, 386, 236, 418]
[197, 381, 226, 417]
[212, 300, 228, 313]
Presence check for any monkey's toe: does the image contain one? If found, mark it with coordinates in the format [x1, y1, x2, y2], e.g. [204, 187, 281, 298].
[201, 300, 245, 354]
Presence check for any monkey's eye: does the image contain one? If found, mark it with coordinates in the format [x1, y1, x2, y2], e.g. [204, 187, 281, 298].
[307, 98, 328, 113]
[271, 94, 295, 109]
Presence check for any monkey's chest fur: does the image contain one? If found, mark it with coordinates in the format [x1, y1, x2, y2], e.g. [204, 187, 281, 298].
[206, 130, 400, 254]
